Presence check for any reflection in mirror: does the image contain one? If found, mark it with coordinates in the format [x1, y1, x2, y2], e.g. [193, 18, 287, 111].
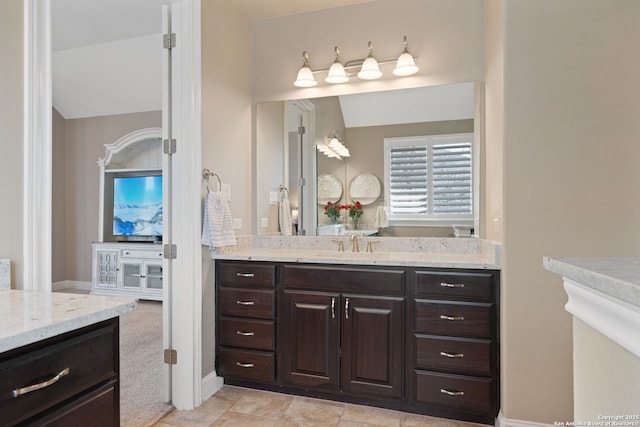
[255, 82, 478, 238]
[318, 174, 343, 205]
[349, 172, 381, 205]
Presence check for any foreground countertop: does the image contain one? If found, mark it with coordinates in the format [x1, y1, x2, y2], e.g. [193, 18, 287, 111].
[0, 290, 137, 353]
[543, 257, 640, 309]
[212, 236, 501, 270]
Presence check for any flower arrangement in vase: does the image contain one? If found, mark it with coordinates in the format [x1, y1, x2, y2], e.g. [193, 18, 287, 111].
[346, 201, 363, 229]
[324, 201, 342, 224]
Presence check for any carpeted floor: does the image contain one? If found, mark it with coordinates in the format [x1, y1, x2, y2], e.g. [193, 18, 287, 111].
[120, 300, 173, 427]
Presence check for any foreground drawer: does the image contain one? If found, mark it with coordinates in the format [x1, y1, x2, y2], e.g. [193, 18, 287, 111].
[218, 317, 275, 351]
[218, 287, 275, 319]
[415, 370, 494, 417]
[283, 265, 405, 294]
[415, 300, 493, 338]
[218, 262, 276, 287]
[0, 322, 117, 427]
[218, 348, 275, 383]
[415, 271, 495, 301]
[415, 335, 492, 376]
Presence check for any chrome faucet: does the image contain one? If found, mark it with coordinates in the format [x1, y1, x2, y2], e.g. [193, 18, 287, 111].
[350, 234, 360, 252]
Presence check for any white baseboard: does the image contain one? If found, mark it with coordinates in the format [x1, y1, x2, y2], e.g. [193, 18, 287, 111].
[497, 412, 555, 427]
[201, 372, 224, 402]
[52, 280, 92, 292]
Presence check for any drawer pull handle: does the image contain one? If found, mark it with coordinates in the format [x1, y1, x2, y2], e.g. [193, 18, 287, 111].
[236, 362, 254, 368]
[236, 300, 255, 306]
[440, 388, 465, 396]
[236, 273, 255, 278]
[236, 330, 255, 336]
[440, 282, 465, 288]
[440, 351, 464, 358]
[12, 367, 70, 398]
[440, 315, 465, 321]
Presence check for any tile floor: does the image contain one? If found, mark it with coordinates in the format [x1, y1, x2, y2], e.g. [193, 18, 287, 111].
[153, 385, 488, 427]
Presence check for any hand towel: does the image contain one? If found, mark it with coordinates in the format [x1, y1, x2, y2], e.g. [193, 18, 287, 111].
[202, 191, 236, 249]
[279, 194, 293, 236]
[374, 206, 389, 228]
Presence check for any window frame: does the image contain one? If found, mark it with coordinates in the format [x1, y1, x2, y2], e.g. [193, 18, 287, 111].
[383, 133, 475, 227]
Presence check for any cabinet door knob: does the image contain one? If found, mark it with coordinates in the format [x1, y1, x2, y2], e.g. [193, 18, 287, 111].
[440, 351, 464, 358]
[236, 273, 255, 278]
[12, 368, 70, 397]
[236, 362, 254, 368]
[440, 315, 464, 321]
[236, 300, 255, 306]
[440, 388, 465, 396]
[440, 282, 465, 288]
[236, 331, 255, 336]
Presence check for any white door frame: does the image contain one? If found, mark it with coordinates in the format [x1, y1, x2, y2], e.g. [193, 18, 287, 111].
[25, 0, 203, 410]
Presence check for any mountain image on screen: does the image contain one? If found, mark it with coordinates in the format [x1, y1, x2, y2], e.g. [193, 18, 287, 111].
[113, 175, 163, 236]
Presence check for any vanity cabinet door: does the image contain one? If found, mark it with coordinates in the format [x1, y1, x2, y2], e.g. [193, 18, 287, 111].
[280, 290, 340, 391]
[341, 294, 404, 399]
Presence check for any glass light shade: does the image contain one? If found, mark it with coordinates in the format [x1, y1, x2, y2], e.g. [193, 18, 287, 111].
[357, 57, 382, 80]
[393, 52, 419, 76]
[325, 62, 348, 84]
[293, 66, 317, 87]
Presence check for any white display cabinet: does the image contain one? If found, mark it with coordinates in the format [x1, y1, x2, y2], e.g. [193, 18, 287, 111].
[91, 127, 165, 301]
[92, 242, 164, 301]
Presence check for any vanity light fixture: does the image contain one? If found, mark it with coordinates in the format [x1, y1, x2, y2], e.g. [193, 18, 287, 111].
[317, 129, 350, 160]
[293, 51, 318, 87]
[325, 47, 349, 84]
[293, 36, 419, 87]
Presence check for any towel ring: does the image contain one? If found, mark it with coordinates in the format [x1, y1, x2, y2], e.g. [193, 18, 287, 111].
[202, 168, 222, 192]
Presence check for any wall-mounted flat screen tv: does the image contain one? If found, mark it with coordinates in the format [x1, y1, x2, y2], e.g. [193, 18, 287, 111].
[103, 169, 163, 243]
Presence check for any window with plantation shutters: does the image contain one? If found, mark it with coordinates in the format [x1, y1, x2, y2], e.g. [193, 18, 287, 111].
[384, 134, 474, 226]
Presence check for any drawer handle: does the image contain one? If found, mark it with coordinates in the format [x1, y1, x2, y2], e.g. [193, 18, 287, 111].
[236, 273, 255, 278]
[440, 315, 465, 321]
[236, 362, 254, 368]
[236, 330, 255, 336]
[440, 351, 464, 358]
[12, 367, 70, 398]
[440, 388, 465, 396]
[236, 300, 255, 306]
[440, 282, 465, 288]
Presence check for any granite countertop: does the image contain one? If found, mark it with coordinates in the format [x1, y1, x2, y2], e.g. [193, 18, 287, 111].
[0, 290, 137, 353]
[543, 257, 640, 309]
[212, 236, 501, 270]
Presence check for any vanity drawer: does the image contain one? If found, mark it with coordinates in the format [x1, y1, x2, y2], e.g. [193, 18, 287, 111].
[415, 271, 495, 301]
[218, 262, 276, 287]
[283, 264, 404, 294]
[218, 287, 275, 319]
[415, 335, 492, 376]
[0, 322, 117, 427]
[414, 300, 493, 338]
[218, 317, 275, 351]
[218, 348, 275, 383]
[415, 370, 494, 416]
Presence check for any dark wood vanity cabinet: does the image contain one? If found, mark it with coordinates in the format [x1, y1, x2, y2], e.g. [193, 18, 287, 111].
[216, 262, 277, 383]
[0, 318, 120, 427]
[411, 269, 500, 424]
[215, 260, 499, 424]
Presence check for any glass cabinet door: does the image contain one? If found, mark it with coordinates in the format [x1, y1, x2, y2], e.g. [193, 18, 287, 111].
[96, 250, 118, 287]
[122, 262, 142, 289]
[146, 263, 163, 290]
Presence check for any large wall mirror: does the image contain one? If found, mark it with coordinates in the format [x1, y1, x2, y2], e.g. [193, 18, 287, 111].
[255, 82, 480, 238]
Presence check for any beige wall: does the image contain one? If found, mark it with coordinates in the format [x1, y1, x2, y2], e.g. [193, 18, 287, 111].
[573, 318, 640, 419]
[201, 0, 252, 378]
[0, 0, 23, 289]
[52, 109, 67, 283]
[54, 111, 161, 283]
[497, 0, 640, 422]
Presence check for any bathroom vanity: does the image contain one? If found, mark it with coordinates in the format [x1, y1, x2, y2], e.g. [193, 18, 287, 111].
[0, 290, 136, 426]
[213, 236, 500, 424]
